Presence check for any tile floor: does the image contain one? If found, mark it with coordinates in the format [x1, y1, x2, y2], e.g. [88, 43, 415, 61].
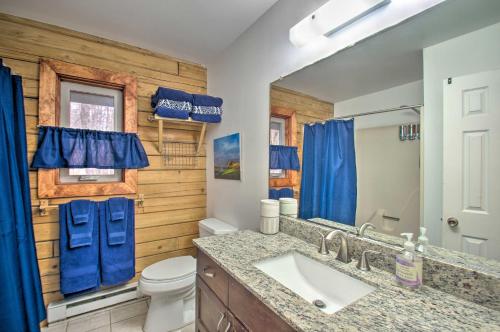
[42, 298, 195, 332]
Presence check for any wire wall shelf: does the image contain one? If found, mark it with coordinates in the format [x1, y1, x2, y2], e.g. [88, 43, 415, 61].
[162, 140, 198, 168]
[148, 114, 208, 169]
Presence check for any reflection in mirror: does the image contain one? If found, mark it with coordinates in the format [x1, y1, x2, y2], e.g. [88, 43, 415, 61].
[269, 1, 500, 262]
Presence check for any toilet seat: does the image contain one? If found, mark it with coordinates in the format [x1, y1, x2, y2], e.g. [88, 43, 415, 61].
[142, 255, 196, 282]
[139, 256, 196, 295]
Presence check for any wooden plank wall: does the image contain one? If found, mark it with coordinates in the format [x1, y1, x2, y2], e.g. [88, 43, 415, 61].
[270, 85, 334, 198]
[0, 13, 206, 307]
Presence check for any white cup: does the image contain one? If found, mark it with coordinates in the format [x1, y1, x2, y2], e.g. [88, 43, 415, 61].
[260, 216, 279, 234]
[279, 198, 298, 216]
[261, 199, 280, 217]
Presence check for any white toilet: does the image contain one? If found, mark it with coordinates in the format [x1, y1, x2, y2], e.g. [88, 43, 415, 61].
[139, 218, 238, 332]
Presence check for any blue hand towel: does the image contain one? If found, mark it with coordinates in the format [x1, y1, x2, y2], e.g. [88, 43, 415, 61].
[60, 202, 100, 295]
[151, 87, 192, 119]
[99, 199, 135, 286]
[107, 197, 128, 245]
[191, 94, 223, 123]
[67, 200, 93, 248]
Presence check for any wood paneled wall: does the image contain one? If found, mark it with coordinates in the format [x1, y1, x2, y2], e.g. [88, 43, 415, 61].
[270, 85, 334, 198]
[0, 13, 206, 307]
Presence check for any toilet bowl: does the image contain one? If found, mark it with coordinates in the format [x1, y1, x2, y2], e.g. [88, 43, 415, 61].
[139, 218, 237, 332]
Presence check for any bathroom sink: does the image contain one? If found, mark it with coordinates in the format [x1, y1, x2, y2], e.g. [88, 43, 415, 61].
[254, 252, 375, 314]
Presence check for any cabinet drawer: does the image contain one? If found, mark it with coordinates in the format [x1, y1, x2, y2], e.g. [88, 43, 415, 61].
[228, 277, 294, 332]
[197, 251, 229, 305]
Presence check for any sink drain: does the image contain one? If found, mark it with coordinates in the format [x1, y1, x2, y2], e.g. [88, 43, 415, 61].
[313, 299, 326, 309]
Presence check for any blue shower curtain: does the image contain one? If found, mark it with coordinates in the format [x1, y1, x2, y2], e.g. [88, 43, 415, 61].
[299, 119, 357, 225]
[0, 62, 46, 331]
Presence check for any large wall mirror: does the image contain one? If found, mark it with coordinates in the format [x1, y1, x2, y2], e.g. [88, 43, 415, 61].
[268, 1, 500, 262]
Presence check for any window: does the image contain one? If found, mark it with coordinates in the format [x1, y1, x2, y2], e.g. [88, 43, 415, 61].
[37, 59, 138, 198]
[270, 117, 286, 179]
[269, 107, 297, 188]
[59, 82, 123, 183]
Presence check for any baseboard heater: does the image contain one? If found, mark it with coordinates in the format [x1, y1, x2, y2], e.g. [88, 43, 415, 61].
[47, 282, 142, 324]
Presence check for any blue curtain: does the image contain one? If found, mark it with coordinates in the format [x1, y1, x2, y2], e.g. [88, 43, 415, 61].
[299, 120, 357, 225]
[0, 62, 46, 331]
[32, 126, 149, 169]
[270, 145, 300, 170]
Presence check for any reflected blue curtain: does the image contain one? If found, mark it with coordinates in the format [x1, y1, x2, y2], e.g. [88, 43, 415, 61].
[0, 62, 46, 331]
[269, 145, 300, 170]
[299, 120, 357, 225]
[32, 126, 149, 169]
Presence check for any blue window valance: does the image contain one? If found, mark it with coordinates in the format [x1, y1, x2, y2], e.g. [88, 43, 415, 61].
[269, 188, 294, 199]
[31, 126, 149, 169]
[270, 145, 300, 170]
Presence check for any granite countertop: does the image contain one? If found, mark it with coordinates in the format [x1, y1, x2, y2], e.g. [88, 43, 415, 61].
[308, 217, 500, 278]
[193, 231, 500, 332]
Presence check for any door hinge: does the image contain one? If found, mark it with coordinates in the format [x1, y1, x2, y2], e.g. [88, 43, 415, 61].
[447, 77, 452, 84]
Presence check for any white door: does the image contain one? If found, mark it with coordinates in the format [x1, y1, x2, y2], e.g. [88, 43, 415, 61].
[442, 69, 500, 260]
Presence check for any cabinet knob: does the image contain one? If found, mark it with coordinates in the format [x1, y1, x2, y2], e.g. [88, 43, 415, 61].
[447, 217, 459, 228]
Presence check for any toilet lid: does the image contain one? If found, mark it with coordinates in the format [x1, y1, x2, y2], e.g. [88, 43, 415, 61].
[142, 256, 196, 281]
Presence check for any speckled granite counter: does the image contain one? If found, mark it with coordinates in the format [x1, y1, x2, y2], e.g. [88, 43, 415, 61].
[194, 231, 500, 332]
[283, 216, 500, 310]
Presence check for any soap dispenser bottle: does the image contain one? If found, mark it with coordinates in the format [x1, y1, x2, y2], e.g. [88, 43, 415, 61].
[396, 233, 423, 289]
[416, 227, 429, 254]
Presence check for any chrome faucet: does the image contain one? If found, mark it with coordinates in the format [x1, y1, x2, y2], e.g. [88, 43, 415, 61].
[325, 230, 352, 263]
[358, 222, 376, 238]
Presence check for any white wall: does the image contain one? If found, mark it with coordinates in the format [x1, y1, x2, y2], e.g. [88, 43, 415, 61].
[206, 0, 444, 230]
[355, 126, 420, 237]
[335, 80, 423, 129]
[423, 22, 500, 245]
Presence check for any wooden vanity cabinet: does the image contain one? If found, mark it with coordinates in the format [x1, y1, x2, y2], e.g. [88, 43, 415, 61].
[196, 276, 229, 332]
[196, 251, 294, 332]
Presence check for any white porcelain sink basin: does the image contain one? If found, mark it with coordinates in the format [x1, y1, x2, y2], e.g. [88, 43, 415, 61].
[254, 252, 376, 314]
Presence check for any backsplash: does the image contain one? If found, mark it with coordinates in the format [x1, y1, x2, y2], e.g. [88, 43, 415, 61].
[280, 216, 500, 311]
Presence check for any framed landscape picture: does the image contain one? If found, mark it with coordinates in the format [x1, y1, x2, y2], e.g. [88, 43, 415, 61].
[214, 133, 241, 180]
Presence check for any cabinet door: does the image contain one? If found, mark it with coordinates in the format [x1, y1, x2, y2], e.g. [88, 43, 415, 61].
[196, 276, 227, 332]
[226, 310, 248, 332]
[228, 277, 294, 332]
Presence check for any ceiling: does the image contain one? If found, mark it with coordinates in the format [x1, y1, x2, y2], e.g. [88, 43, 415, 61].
[274, 0, 500, 104]
[0, 0, 278, 65]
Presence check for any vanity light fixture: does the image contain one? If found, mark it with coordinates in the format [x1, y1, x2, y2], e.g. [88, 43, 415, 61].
[289, 0, 391, 47]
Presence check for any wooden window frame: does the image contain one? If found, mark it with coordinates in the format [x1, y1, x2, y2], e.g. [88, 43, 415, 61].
[269, 106, 297, 188]
[37, 59, 138, 198]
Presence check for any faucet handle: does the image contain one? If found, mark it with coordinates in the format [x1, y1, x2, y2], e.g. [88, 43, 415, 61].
[356, 250, 379, 271]
[317, 230, 329, 255]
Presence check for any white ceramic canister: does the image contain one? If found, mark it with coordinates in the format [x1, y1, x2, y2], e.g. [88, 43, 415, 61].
[260, 199, 280, 217]
[260, 216, 279, 234]
[279, 198, 298, 216]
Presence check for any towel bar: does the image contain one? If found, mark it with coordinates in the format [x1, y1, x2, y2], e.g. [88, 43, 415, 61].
[37, 195, 145, 216]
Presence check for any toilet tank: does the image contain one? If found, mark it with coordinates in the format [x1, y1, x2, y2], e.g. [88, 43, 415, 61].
[199, 218, 238, 237]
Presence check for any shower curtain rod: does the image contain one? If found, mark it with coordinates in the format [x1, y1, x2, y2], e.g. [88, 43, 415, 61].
[306, 104, 422, 126]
